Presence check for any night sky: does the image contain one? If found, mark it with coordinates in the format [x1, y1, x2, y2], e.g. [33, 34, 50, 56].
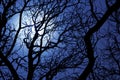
[0, 0, 120, 80]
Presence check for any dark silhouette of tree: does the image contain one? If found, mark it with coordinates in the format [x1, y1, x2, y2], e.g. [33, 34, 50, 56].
[0, 0, 120, 80]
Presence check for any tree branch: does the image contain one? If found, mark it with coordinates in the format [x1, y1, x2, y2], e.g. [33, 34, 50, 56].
[78, 0, 120, 80]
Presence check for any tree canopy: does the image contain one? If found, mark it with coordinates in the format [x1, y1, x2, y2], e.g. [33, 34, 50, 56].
[0, 0, 120, 80]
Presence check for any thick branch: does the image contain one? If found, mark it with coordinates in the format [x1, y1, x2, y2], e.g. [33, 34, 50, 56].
[0, 51, 19, 79]
[78, 0, 120, 80]
[0, 0, 17, 37]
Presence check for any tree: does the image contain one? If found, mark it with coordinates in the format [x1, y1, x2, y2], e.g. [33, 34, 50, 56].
[0, 0, 120, 80]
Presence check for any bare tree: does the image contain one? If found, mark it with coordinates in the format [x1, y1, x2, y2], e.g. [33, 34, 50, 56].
[0, 0, 120, 80]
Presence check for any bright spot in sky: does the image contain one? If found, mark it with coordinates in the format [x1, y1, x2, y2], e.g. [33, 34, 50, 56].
[9, 11, 57, 52]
